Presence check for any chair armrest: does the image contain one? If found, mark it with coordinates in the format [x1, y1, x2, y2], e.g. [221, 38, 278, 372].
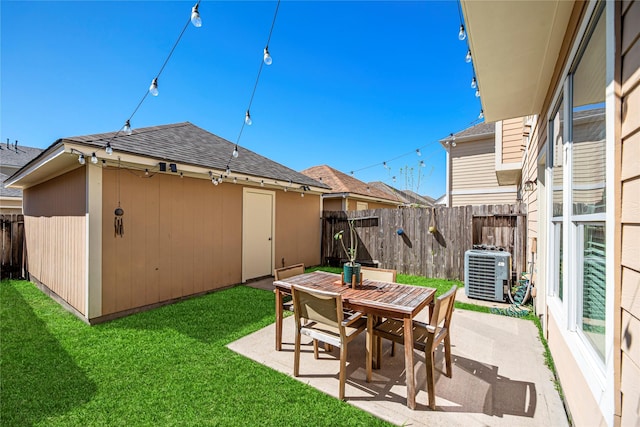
[342, 311, 364, 327]
[414, 320, 436, 334]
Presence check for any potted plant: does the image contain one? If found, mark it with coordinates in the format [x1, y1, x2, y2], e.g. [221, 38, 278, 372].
[334, 219, 361, 287]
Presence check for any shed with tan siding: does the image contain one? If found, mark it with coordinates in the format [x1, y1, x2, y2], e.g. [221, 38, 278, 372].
[6, 122, 329, 323]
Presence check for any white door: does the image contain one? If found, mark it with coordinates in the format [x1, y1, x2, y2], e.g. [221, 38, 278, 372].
[242, 188, 275, 282]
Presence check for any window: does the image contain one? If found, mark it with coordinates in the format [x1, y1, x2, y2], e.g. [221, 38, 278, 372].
[547, 2, 607, 363]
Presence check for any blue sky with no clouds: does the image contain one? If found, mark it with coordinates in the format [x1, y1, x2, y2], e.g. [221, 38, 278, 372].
[1, 1, 482, 198]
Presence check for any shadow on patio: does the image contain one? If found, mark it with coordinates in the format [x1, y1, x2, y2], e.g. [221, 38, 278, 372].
[228, 305, 567, 427]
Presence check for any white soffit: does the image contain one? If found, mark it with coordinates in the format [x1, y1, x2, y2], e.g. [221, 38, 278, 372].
[462, 0, 575, 122]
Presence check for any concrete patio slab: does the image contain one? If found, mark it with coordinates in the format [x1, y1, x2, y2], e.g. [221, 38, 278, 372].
[229, 282, 567, 427]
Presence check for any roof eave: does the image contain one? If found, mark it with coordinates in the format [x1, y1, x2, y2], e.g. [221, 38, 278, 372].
[462, 0, 576, 122]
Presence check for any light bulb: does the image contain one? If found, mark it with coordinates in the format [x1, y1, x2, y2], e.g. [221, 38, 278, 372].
[212, 177, 218, 185]
[471, 77, 477, 89]
[383, 161, 387, 169]
[149, 78, 159, 96]
[260, 180, 264, 187]
[91, 153, 98, 164]
[124, 120, 132, 135]
[145, 169, 149, 176]
[106, 142, 113, 155]
[232, 146, 239, 158]
[420, 160, 426, 167]
[479, 109, 484, 120]
[233, 177, 237, 184]
[416, 149, 421, 156]
[452, 141, 457, 147]
[225, 166, 231, 175]
[263, 47, 272, 65]
[191, 4, 202, 28]
[458, 24, 466, 41]
[475, 89, 480, 98]
[78, 154, 85, 165]
[284, 187, 287, 192]
[301, 192, 304, 198]
[465, 50, 472, 63]
[245, 111, 252, 126]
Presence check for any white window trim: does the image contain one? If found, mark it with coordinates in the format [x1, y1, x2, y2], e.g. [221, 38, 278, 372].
[544, 1, 614, 423]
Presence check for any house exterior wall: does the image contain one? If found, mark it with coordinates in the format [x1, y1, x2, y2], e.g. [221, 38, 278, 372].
[100, 169, 243, 316]
[23, 167, 87, 315]
[520, 1, 639, 424]
[346, 198, 396, 211]
[100, 169, 323, 317]
[501, 117, 526, 163]
[450, 136, 518, 206]
[619, 0, 640, 424]
[275, 190, 322, 269]
[323, 198, 344, 211]
[0, 198, 22, 214]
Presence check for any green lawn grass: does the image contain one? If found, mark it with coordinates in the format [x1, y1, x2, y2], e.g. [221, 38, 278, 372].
[1, 279, 392, 427]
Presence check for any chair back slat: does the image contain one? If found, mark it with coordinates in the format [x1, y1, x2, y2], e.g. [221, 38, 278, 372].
[430, 285, 457, 329]
[360, 267, 397, 283]
[274, 263, 305, 281]
[292, 285, 342, 328]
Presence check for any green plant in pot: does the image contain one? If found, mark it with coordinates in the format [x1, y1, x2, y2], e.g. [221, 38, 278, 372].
[334, 219, 361, 287]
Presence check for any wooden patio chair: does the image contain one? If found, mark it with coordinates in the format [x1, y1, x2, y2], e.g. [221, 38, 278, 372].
[360, 266, 397, 283]
[291, 284, 367, 400]
[372, 284, 457, 409]
[274, 263, 305, 311]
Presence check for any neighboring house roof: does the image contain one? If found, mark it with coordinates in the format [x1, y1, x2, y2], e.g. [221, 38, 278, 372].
[439, 122, 495, 145]
[367, 181, 435, 207]
[0, 144, 44, 169]
[1, 145, 44, 199]
[301, 165, 401, 204]
[434, 194, 447, 205]
[7, 122, 329, 190]
[1, 172, 22, 197]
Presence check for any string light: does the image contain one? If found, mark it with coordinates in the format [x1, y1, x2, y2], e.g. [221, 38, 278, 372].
[232, 146, 239, 158]
[420, 160, 425, 167]
[145, 169, 149, 176]
[245, 110, 252, 125]
[149, 78, 159, 96]
[416, 149, 421, 156]
[471, 77, 477, 89]
[475, 89, 480, 98]
[106, 142, 114, 155]
[225, 165, 231, 175]
[479, 110, 484, 120]
[78, 154, 85, 165]
[263, 47, 273, 65]
[190, 3, 202, 28]
[458, 24, 466, 41]
[465, 49, 472, 63]
[212, 178, 219, 186]
[123, 120, 132, 136]
[91, 153, 98, 164]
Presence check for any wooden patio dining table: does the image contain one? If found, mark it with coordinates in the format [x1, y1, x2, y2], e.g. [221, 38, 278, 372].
[273, 270, 436, 410]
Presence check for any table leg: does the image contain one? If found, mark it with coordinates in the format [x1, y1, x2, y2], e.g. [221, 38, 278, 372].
[366, 315, 373, 382]
[404, 317, 416, 410]
[275, 289, 283, 351]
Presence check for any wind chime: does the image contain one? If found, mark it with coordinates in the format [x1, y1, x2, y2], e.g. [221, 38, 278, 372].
[114, 159, 124, 237]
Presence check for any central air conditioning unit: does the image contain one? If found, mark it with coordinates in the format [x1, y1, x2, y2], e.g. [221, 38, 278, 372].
[464, 249, 512, 302]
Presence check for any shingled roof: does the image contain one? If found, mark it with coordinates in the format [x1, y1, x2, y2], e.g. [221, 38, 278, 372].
[0, 144, 43, 169]
[440, 121, 495, 142]
[41, 122, 328, 189]
[301, 165, 401, 203]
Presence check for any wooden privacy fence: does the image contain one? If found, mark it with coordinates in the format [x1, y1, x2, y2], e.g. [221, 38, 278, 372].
[321, 203, 527, 281]
[1, 214, 27, 279]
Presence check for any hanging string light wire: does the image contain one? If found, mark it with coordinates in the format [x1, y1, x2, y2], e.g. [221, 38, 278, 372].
[350, 115, 484, 176]
[457, 0, 484, 120]
[97, 1, 202, 155]
[225, 0, 281, 174]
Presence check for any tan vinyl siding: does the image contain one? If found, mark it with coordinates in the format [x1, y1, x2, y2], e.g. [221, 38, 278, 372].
[620, 1, 640, 425]
[450, 137, 518, 207]
[451, 191, 517, 206]
[501, 118, 525, 163]
[451, 137, 498, 189]
[22, 167, 88, 315]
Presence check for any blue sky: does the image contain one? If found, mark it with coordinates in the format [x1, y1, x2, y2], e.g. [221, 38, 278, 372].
[1, 1, 482, 198]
